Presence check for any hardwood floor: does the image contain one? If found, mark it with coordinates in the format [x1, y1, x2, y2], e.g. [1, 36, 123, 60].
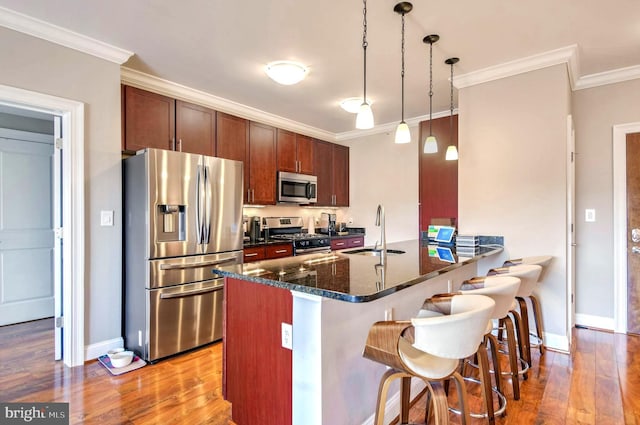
[1, 320, 639, 424]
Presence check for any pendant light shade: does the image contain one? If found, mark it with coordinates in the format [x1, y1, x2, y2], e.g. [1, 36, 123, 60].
[356, 102, 374, 129]
[445, 57, 459, 161]
[395, 121, 411, 143]
[394, 2, 413, 144]
[356, 0, 374, 129]
[423, 34, 439, 154]
[445, 145, 459, 160]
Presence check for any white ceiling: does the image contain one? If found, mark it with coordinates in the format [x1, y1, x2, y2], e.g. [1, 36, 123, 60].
[1, 0, 639, 135]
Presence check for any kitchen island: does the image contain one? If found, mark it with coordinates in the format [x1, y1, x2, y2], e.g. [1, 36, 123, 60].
[215, 239, 504, 425]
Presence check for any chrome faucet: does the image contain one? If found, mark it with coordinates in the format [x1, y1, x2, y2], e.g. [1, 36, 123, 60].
[375, 204, 386, 264]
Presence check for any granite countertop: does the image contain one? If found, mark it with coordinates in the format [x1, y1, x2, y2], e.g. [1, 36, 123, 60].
[215, 239, 503, 303]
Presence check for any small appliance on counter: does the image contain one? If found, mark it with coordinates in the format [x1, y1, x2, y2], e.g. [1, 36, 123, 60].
[248, 216, 261, 242]
[318, 212, 336, 235]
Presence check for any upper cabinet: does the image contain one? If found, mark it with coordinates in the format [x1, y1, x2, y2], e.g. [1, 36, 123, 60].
[247, 122, 277, 205]
[276, 129, 314, 175]
[122, 85, 215, 156]
[216, 112, 248, 162]
[314, 141, 349, 207]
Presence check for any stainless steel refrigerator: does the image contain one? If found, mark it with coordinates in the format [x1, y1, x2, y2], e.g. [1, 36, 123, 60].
[123, 148, 243, 362]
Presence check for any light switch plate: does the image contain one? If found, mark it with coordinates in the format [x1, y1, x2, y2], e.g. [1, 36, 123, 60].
[585, 209, 596, 222]
[100, 210, 114, 226]
[281, 323, 293, 350]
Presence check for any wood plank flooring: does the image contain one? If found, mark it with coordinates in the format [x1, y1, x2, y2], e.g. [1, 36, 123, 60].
[1, 320, 639, 424]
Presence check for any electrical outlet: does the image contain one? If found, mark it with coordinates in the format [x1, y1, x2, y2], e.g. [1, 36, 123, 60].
[281, 323, 293, 350]
[100, 210, 114, 226]
[348, 217, 354, 224]
[384, 308, 393, 321]
[585, 209, 596, 222]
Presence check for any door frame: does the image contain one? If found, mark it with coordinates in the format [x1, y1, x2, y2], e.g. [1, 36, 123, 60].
[0, 84, 85, 367]
[612, 122, 640, 334]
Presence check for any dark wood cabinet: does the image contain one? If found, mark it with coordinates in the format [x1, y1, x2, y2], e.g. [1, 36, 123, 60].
[243, 243, 293, 263]
[176, 100, 215, 156]
[330, 235, 364, 251]
[123, 85, 215, 155]
[314, 140, 349, 206]
[248, 122, 277, 205]
[123, 85, 175, 152]
[277, 129, 314, 175]
[216, 112, 248, 162]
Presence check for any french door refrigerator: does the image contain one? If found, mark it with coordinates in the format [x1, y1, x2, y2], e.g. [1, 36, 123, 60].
[123, 148, 243, 362]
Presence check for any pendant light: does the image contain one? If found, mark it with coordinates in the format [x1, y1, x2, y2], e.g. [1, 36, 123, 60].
[356, 0, 374, 129]
[393, 2, 412, 144]
[445, 57, 459, 160]
[422, 34, 439, 154]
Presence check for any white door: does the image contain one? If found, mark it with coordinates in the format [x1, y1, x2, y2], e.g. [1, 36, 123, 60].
[53, 116, 63, 360]
[0, 129, 54, 325]
[566, 115, 576, 345]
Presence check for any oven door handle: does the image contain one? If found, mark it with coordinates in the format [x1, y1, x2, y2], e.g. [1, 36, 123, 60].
[159, 257, 238, 270]
[160, 285, 222, 299]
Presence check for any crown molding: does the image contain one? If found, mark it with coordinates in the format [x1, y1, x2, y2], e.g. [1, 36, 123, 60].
[335, 110, 452, 142]
[121, 67, 336, 142]
[574, 64, 640, 90]
[453, 45, 579, 90]
[0, 6, 133, 64]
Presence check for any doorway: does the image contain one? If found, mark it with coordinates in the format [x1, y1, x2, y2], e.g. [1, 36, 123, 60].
[613, 123, 640, 333]
[0, 115, 56, 328]
[0, 84, 85, 367]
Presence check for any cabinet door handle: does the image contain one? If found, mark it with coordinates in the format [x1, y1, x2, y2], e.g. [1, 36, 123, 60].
[335, 242, 345, 246]
[178, 138, 183, 152]
[352, 240, 362, 245]
[245, 253, 259, 257]
[172, 138, 176, 151]
[274, 249, 287, 254]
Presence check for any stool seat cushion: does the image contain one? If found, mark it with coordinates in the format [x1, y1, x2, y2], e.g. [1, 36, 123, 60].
[398, 337, 460, 380]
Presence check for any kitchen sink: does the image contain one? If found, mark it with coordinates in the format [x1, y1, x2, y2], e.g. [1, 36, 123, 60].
[343, 248, 406, 256]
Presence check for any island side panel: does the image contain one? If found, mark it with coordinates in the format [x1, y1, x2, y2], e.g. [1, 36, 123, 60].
[224, 277, 293, 425]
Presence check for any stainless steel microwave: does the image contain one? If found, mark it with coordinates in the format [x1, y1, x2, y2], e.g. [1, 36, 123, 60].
[278, 171, 317, 203]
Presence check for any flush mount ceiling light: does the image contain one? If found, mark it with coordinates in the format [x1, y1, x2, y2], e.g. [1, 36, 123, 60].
[394, 2, 413, 144]
[356, 0, 374, 129]
[445, 57, 459, 161]
[423, 34, 439, 154]
[265, 61, 309, 85]
[340, 97, 373, 113]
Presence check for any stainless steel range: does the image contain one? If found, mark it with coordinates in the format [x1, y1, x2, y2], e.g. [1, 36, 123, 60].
[263, 217, 331, 255]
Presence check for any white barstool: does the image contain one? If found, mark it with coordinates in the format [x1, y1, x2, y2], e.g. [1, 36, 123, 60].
[502, 255, 553, 354]
[363, 293, 495, 425]
[487, 264, 542, 368]
[458, 275, 521, 420]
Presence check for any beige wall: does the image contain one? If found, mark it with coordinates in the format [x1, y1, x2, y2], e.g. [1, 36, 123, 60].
[458, 64, 571, 348]
[344, 128, 420, 246]
[0, 27, 123, 347]
[572, 79, 640, 321]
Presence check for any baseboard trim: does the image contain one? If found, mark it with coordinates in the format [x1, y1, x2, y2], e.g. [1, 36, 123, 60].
[575, 313, 615, 331]
[543, 332, 570, 353]
[84, 337, 124, 361]
[361, 377, 426, 425]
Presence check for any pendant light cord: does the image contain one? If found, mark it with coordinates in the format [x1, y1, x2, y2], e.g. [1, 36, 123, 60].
[400, 12, 405, 122]
[450, 60, 454, 143]
[362, 0, 368, 103]
[429, 41, 433, 136]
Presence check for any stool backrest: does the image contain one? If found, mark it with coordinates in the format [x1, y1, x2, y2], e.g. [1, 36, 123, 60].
[459, 276, 520, 319]
[488, 264, 542, 298]
[503, 255, 553, 281]
[412, 294, 494, 360]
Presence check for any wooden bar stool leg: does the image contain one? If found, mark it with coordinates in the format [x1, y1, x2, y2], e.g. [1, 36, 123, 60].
[529, 294, 545, 354]
[424, 380, 453, 425]
[486, 333, 503, 398]
[476, 339, 496, 425]
[509, 308, 529, 380]
[400, 376, 411, 424]
[516, 297, 533, 368]
[374, 370, 405, 425]
[504, 317, 521, 400]
[450, 373, 471, 425]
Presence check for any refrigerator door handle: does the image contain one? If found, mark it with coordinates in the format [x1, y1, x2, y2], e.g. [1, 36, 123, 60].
[202, 164, 211, 244]
[195, 164, 203, 244]
[159, 285, 222, 299]
[159, 257, 238, 270]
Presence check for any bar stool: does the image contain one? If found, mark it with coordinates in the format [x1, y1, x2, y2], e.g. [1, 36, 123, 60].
[501, 255, 553, 354]
[487, 264, 542, 368]
[458, 275, 521, 422]
[363, 293, 495, 425]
